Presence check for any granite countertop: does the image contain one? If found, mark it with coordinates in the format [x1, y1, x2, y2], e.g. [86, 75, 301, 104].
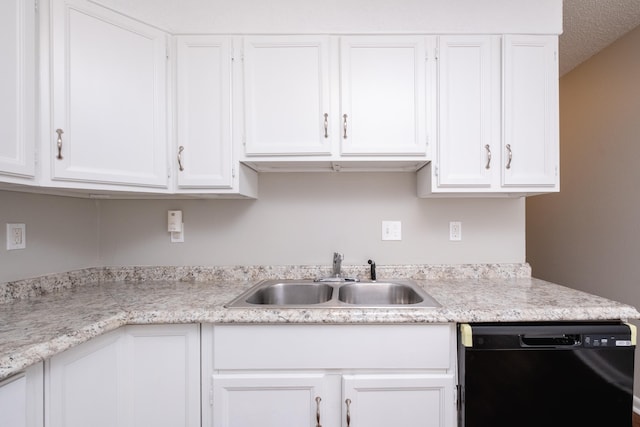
[1, 265, 639, 381]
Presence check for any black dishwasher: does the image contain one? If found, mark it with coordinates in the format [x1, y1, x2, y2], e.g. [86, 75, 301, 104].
[458, 322, 635, 427]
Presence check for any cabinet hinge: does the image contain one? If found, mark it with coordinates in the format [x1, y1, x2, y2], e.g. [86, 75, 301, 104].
[434, 165, 439, 177]
[34, 0, 39, 12]
[209, 378, 214, 407]
[232, 166, 236, 178]
[434, 48, 439, 61]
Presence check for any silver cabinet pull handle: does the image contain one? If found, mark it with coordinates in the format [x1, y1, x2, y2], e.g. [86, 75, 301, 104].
[323, 113, 329, 139]
[315, 396, 322, 427]
[178, 146, 185, 171]
[485, 144, 491, 169]
[55, 129, 64, 160]
[345, 398, 351, 427]
[506, 144, 513, 169]
[343, 114, 348, 139]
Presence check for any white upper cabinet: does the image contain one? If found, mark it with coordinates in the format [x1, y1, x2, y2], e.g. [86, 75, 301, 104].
[0, 0, 36, 181]
[49, 0, 168, 189]
[175, 36, 233, 189]
[340, 36, 429, 156]
[434, 36, 499, 188]
[502, 35, 559, 189]
[242, 36, 332, 156]
[418, 34, 559, 197]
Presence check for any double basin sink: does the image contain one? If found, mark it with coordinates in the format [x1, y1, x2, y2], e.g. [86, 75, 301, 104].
[225, 279, 440, 308]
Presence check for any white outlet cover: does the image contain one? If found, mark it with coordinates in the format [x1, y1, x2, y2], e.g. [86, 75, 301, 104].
[449, 221, 462, 241]
[382, 221, 402, 241]
[7, 223, 26, 250]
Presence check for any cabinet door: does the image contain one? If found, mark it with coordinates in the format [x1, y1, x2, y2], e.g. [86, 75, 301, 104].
[0, 364, 44, 427]
[50, 0, 168, 188]
[176, 36, 233, 189]
[0, 0, 35, 179]
[211, 374, 327, 427]
[340, 36, 427, 156]
[122, 324, 200, 427]
[46, 329, 125, 427]
[243, 36, 332, 155]
[502, 35, 559, 188]
[342, 374, 456, 427]
[436, 36, 499, 188]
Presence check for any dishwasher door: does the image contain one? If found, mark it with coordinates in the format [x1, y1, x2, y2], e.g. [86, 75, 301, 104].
[458, 322, 635, 427]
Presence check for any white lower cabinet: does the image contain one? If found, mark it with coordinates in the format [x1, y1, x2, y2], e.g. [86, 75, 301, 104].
[342, 374, 455, 427]
[204, 324, 456, 427]
[212, 373, 328, 426]
[45, 324, 200, 427]
[0, 363, 43, 427]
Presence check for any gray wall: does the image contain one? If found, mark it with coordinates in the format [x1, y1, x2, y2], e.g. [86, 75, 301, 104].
[1, 172, 526, 282]
[526, 24, 640, 395]
[98, 172, 525, 267]
[527, 24, 640, 307]
[0, 190, 99, 282]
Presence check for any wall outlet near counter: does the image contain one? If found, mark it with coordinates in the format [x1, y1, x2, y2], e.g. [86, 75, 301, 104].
[382, 221, 402, 241]
[7, 223, 26, 250]
[449, 221, 462, 241]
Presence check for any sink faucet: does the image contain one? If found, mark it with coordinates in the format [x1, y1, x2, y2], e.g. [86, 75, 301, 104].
[368, 259, 376, 281]
[332, 252, 343, 277]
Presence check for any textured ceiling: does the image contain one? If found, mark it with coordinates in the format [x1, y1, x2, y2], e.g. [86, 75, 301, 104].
[561, 0, 640, 75]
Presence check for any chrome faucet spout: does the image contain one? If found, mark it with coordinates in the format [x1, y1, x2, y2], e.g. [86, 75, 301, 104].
[332, 252, 344, 277]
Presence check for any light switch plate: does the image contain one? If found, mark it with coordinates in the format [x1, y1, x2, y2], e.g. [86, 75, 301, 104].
[382, 221, 402, 241]
[7, 223, 26, 250]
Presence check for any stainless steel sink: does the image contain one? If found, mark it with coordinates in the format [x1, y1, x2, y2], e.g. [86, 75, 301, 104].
[245, 282, 333, 305]
[224, 279, 440, 308]
[338, 282, 428, 305]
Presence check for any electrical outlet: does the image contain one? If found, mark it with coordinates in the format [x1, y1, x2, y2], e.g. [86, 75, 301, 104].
[7, 223, 26, 250]
[382, 221, 402, 241]
[171, 223, 185, 243]
[449, 221, 462, 241]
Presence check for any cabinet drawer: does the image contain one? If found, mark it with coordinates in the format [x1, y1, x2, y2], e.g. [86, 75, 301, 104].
[212, 324, 452, 370]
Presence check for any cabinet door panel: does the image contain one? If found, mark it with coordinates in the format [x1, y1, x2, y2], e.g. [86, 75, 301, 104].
[0, 374, 27, 427]
[0, 0, 35, 178]
[212, 374, 326, 427]
[51, 0, 168, 187]
[243, 36, 331, 155]
[176, 36, 232, 188]
[123, 324, 200, 427]
[340, 36, 427, 155]
[436, 36, 498, 187]
[342, 374, 455, 427]
[46, 330, 125, 427]
[502, 35, 558, 188]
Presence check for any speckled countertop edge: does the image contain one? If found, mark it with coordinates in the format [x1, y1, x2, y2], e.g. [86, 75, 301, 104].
[1, 263, 639, 381]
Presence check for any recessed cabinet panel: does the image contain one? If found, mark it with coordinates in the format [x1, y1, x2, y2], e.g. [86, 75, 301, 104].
[243, 36, 331, 155]
[176, 36, 232, 188]
[46, 330, 124, 427]
[51, 0, 168, 187]
[340, 36, 427, 155]
[123, 325, 200, 427]
[212, 374, 327, 427]
[0, 0, 35, 179]
[436, 36, 498, 187]
[502, 35, 559, 188]
[342, 374, 455, 427]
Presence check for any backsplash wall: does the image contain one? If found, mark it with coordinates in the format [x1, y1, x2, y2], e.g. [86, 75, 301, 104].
[1, 172, 525, 282]
[97, 173, 525, 268]
[0, 190, 99, 282]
